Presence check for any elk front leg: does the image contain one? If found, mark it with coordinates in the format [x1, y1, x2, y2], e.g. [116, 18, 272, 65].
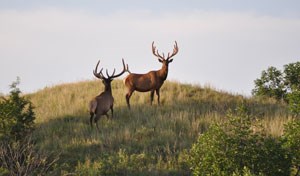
[156, 89, 160, 105]
[110, 105, 114, 118]
[89, 112, 94, 128]
[150, 90, 155, 105]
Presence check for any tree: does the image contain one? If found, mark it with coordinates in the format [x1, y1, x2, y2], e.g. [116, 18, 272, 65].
[252, 66, 286, 100]
[284, 62, 300, 92]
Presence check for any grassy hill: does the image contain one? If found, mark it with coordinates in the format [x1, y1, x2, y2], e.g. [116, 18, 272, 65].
[27, 80, 290, 175]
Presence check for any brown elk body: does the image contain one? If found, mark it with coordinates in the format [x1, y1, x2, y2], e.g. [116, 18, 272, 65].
[124, 41, 179, 109]
[89, 59, 129, 130]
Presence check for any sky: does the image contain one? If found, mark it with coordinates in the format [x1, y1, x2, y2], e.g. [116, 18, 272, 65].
[1, 0, 300, 96]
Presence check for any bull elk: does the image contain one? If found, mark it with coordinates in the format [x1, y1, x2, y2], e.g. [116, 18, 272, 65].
[124, 41, 179, 109]
[89, 59, 129, 130]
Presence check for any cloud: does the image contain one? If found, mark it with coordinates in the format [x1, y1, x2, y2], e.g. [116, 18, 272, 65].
[0, 8, 300, 95]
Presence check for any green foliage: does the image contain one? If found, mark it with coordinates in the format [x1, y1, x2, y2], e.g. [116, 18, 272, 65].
[0, 78, 35, 141]
[188, 105, 291, 176]
[284, 62, 300, 91]
[252, 66, 286, 100]
[282, 119, 300, 174]
[287, 90, 300, 117]
[253, 62, 300, 101]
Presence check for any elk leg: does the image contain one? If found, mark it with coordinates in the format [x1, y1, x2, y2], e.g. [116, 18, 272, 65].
[110, 106, 114, 118]
[105, 112, 109, 119]
[89, 112, 94, 128]
[126, 90, 134, 109]
[156, 89, 160, 105]
[95, 114, 101, 131]
[150, 90, 155, 105]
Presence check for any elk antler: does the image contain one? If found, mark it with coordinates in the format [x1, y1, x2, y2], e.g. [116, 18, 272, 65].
[94, 59, 129, 80]
[166, 41, 179, 61]
[152, 41, 179, 61]
[93, 60, 104, 79]
[152, 42, 165, 61]
[106, 59, 130, 79]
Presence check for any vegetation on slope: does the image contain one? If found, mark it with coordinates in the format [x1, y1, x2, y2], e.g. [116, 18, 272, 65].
[24, 79, 291, 175]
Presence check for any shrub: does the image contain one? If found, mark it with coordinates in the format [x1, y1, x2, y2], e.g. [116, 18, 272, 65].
[188, 105, 291, 176]
[0, 78, 35, 141]
[287, 91, 300, 117]
[282, 119, 300, 175]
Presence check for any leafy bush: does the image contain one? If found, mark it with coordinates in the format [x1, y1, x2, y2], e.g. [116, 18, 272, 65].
[287, 91, 300, 117]
[0, 78, 35, 141]
[188, 105, 291, 176]
[282, 119, 300, 175]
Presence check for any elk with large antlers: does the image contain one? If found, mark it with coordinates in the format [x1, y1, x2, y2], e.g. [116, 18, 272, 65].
[124, 41, 179, 109]
[89, 59, 129, 130]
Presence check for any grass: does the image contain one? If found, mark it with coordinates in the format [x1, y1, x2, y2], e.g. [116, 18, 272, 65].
[27, 79, 290, 175]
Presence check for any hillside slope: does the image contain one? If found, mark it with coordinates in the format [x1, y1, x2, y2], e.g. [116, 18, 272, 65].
[27, 80, 289, 175]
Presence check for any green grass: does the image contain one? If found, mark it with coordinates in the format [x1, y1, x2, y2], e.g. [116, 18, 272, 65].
[27, 79, 290, 175]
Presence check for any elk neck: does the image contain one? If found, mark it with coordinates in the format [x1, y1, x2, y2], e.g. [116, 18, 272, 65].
[158, 63, 169, 81]
[104, 84, 113, 95]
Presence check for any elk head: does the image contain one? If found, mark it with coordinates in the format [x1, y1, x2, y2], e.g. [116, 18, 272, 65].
[93, 59, 129, 92]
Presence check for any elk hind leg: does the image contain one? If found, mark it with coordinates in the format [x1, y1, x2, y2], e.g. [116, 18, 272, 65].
[110, 105, 114, 118]
[94, 114, 101, 131]
[126, 90, 134, 109]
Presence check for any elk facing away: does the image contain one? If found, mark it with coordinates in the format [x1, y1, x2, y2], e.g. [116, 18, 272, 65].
[89, 59, 129, 130]
[124, 41, 179, 109]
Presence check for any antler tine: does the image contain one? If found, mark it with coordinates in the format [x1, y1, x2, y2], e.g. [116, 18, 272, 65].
[152, 41, 165, 61]
[123, 58, 131, 74]
[106, 68, 116, 79]
[167, 40, 179, 60]
[93, 60, 105, 79]
[109, 58, 129, 79]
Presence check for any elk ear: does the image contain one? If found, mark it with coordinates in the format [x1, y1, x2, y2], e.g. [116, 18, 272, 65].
[168, 59, 173, 63]
[158, 59, 163, 63]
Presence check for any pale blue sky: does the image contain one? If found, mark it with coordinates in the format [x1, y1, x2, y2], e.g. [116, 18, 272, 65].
[1, 0, 300, 95]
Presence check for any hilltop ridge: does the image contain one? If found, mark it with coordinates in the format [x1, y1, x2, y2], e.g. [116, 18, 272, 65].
[27, 79, 289, 174]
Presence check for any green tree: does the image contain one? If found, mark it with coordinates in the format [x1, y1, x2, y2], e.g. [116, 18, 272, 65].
[188, 105, 291, 176]
[0, 78, 35, 141]
[284, 62, 300, 92]
[252, 66, 286, 100]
